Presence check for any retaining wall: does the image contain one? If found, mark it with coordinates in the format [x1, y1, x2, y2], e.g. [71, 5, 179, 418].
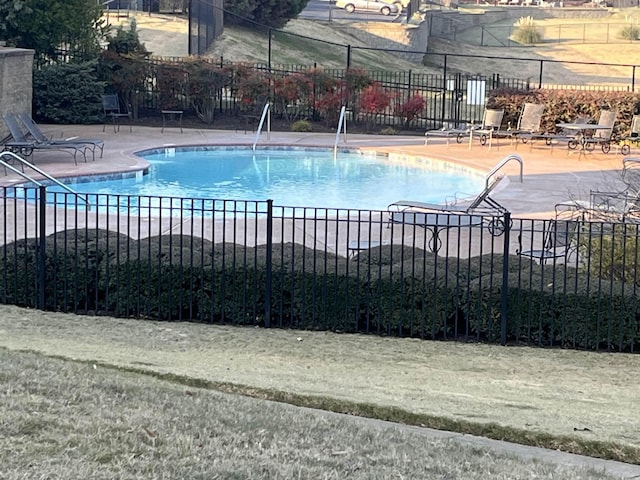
[0, 47, 34, 140]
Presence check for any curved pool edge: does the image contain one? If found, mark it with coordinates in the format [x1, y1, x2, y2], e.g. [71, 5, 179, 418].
[129, 143, 493, 209]
[1, 140, 499, 208]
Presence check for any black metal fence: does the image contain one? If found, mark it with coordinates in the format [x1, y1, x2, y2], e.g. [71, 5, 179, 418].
[448, 22, 640, 47]
[142, 57, 534, 130]
[2, 186, 639, 352]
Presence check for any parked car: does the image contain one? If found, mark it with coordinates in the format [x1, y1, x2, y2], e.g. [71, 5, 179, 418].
[335, 0, 401, 15]
[379, 0, 411, 9]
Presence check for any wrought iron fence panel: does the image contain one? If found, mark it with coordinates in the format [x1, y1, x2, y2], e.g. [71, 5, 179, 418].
[1, 189, 639, 352]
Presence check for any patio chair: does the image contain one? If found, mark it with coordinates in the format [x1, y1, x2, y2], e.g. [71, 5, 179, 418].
[617, 114, 640, 155]
[509, 103, 546, 146]
[424, 121, 475, 147]
[102, 93, 132, 133]
[518, 217, 580, 265]
[621, 156, 640, 187]
[474, 108, 510, 149]
[17, 113, 104, 161]
[581, 109, 618, 154]
[388, 173, 510, 241]
[2, 113, 88, 165]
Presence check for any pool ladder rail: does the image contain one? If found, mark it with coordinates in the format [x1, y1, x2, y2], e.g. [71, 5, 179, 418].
[252, 102, 271, 151]
[334, 105, 348, 161]
[0, 151, 88, 204]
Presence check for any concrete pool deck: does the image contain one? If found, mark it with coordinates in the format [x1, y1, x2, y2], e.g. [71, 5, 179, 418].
[0, 123, 632, 218]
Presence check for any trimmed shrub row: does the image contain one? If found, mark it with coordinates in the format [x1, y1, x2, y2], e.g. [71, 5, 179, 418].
[0, 230, 638, 351]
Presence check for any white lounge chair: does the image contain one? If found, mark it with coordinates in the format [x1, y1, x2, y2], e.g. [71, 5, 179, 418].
[387, 174, 509, 251]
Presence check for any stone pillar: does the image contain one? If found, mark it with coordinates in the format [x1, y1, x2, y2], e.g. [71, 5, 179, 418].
[0, 47, 35, 140]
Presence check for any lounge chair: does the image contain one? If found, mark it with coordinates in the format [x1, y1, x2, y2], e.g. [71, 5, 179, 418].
[474, 108, 510, 149]
[387, 174, 510, 251]
[17, 113, 104, 161]
[424, 122, 475, 147]
[581, 109, 618, 154]
[617, 114, 640, 155]
[509, 103, 546, 147]
[102, 93, 132, 133]
[2, 113, 88, 165]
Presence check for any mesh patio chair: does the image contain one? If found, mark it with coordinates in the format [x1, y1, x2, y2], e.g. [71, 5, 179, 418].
[518, 217, 580, 265]
[580, 109, 618, 154]
[509, 103, 547, 147]
[102, 93, 132, 133]
[2, 113, 88, 165]
[475, 108, 510, 149]
[617, 115, 640, 155]
[17, 113, 104, 160]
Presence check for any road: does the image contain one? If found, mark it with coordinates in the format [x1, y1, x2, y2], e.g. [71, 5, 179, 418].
[299, 0, 405, 23]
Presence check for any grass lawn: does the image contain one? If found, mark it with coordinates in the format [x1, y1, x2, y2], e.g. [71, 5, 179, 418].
[1, 304, 639, 477]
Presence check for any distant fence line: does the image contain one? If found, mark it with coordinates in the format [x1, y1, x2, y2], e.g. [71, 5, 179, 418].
[444, 22, 640, 47]
[260, 28, 640, 92]
[142, 57, 529, 129]
[137, 55, 637, 130]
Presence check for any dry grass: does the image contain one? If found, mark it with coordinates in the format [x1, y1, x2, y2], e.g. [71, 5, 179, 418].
[108, 9, 640, 83]
[0, 343, 621, 478]
[1, 305, 640, 467]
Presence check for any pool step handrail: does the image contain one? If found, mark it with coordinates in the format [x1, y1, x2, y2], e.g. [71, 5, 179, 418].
[333, 105, 348, 161]
[252, 102, 271, 151]
[485, 154, 524, 189]
[0, 151, 87, 203]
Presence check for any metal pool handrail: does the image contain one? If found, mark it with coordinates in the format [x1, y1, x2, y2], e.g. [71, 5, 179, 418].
[252, 102, 271, 151]
[0, 151, 87, 203]
[333, 105, 347, 161]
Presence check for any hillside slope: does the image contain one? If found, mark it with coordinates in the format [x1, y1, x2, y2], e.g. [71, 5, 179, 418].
[110, 10, 636, 85]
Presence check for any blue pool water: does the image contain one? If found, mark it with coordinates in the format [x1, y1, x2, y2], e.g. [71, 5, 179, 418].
[42, 147, 486, 212]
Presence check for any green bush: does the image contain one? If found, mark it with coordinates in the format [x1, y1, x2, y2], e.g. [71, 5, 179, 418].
[579, 224, 640, 286]
[291, 120, 312, 132]
[620, 24, 640, 41]
[33, 62, 104, 124]
[2, 230, 639, 350]
[513, 16, 543, 45]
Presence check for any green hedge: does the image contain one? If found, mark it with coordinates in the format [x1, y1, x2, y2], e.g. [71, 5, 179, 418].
[0, 230, 638, 351]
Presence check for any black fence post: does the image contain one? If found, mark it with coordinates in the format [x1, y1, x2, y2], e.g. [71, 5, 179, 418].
[441, 54, 447, 126]
[37, 186, 47, 310]
[538, 60, 543, 89]
[268, 29, 272, 72]
[346, 45, 351, 69]
[264, 199, 273, 328]
[500, 211, 511, 346]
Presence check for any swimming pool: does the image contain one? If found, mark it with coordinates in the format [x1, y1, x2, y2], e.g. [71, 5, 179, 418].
[43, 146, 486, 212]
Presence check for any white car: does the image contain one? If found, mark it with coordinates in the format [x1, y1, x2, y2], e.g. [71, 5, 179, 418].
[335, 0, 401, 15]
